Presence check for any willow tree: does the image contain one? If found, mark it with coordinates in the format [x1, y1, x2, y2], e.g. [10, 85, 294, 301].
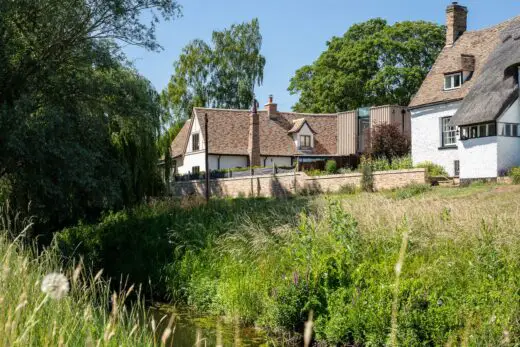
[0, 0, 180, 237]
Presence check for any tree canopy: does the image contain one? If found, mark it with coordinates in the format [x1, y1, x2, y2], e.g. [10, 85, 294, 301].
[0, 0, 179, 238]
[163, 18, 265, 121]
[288, 19, 445, 113]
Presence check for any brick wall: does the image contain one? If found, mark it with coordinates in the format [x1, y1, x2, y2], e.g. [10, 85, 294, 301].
[171, 169, 426, 198]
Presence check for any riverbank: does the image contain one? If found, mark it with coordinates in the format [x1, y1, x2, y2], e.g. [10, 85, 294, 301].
[57, 183, 520, 345]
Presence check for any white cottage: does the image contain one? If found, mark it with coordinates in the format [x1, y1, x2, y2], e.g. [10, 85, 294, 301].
[410, 2, 520, 181]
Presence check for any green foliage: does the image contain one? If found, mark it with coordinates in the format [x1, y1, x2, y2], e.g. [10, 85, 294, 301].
[163, 19, 266, 120]
[55, 186, 520, 345]
[390, 183, 431, 200]
[338, 184, 358, 195]
[509, 167, 520, 184]
[304, 169, 324, 177]
[369, 155, 414, 172]
[415, 161, 448, 177]
[369, 123, 411, 160]
[0, 0, 178, 238]
[325, 160, 338, 174]
[288, 19, 445, 113]
[361, 162, 374, 192]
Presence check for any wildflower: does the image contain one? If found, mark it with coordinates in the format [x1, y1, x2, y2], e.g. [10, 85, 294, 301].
[41, 273, 69, 299]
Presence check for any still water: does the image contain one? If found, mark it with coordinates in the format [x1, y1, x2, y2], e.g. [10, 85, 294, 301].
[150, 305, 272, 346]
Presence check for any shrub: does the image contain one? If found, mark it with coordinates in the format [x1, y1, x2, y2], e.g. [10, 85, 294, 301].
[338, 167, 354, 174]
[304, 169, 324, 177]
[364, 155, 414, 172]
[415, 161, 448, 177]
[509, 167, 520, 184]
[361, 162, 374, 192]
[325, 160, 338, 174]
[391, 183, 431, 200]
[338, 183, 358, 195]
[369, 123, 410, 161]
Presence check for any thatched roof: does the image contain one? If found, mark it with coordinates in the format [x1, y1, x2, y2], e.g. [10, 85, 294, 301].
[450, 20, 520, 126]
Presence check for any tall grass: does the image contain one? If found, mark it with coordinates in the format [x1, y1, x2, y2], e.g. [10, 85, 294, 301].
[165, 185, 520, 345]
[56, 184, 520, 345]
[0, 233, 160, 345]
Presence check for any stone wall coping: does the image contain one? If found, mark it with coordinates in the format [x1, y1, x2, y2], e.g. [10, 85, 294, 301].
[174, 171, 298, 184]
[303, 168, 425, 180]
[173, 168, 425, 185]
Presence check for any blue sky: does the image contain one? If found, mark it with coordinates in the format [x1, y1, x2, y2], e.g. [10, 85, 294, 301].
[124, 1, 520, 111]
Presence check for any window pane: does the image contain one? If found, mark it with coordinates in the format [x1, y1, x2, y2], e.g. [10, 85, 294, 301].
[461, 127, 468, 139]
[192, 134, 200, 151]
[441, 117, 456, 146]
[488, 123, 496, 136]
[444, 76, 452, 89]
[479, 125, 486, 137]
[470, 126, 478, 138]
[506, 124, 512, 137]
[514, 125, 519, 137]
[454, 74, 461, 87]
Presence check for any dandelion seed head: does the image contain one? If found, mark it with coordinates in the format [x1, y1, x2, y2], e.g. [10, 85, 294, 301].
[41, 272, 69, 299]
[395, 261, 402, 275]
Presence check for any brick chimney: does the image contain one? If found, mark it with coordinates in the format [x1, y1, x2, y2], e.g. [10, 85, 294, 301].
[446, 2, 468, 47]
[264, 94, 278, 119]
[248, 99, 261, 167]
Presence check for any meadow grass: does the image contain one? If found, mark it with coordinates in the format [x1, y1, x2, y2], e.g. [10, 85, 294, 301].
[0, 232, 167, 346]
[56, 183, 520, 345]
[168, 184, 520, 345]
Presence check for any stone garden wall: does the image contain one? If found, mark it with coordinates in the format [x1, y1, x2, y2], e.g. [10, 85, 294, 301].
[171, 169, 426, 198]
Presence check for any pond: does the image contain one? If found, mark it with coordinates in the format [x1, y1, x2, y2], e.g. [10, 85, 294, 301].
[150, 305, 275, 346]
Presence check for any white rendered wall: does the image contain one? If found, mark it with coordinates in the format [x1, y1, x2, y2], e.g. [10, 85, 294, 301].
[498, 98, 520, 123]
[497, 136, 520, 174]
[458, 136, 498, 179]
[186, 116, 205, 154]
[177, 152, 205, 174]
[411, 102, 461, 176]
[212, 155, 248, 170]
[497, 97, 520, 174]
[177, 154, 248, 174]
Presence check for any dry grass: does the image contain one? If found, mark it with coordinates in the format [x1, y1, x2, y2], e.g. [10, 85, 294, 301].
[0, 234, 164, 346]
[330, 184, 520, 246]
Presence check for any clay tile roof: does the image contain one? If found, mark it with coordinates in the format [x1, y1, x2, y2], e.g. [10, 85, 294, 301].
[170, 119, 191, 158]
[451, 19, 520, 126]
[409, 17, 520, 108]
[288, 118, 317, 134]
[177, 108, 338, 157]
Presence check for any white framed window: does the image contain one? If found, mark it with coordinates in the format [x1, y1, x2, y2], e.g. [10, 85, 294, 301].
[498, 123, 520, 137]
[444, 72, 462, 90]
[441, 117, 456, 147]
[300, 135, 312, 148]
[460, 122, 497, 140]
[191, 133, 200, 151]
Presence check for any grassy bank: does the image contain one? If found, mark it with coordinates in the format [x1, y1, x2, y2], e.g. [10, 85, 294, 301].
[0, 233, 158, 345]
[58, 184, 520, 345]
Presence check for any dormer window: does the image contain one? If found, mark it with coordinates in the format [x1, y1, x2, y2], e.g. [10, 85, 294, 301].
[444, 72, 462, 90]
[300, 135, 312, 149]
